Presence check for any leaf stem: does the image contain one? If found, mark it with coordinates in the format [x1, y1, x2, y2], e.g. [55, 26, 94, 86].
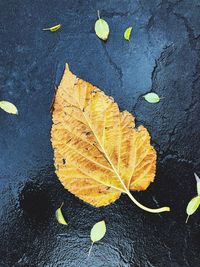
[60, 202, 64, 209]
[185, 215, 190, 224]
[194, 173, 200, 183]
[88, 242, 94, 258]
[97, 10, 100, 19]
[126, 190, 170, 213]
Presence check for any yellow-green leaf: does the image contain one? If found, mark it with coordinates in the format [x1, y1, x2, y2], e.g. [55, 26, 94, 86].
[88, 220, 107, 257]
[143, 92, 160, 103]
[90, 220, 106, 243]
[186, 196, 200, 223]
[43, 24, 61, 32]
[95, 11, 109, 41]
[0, 101, 18, 115]
[124, 27, 132, 41]
[55, 203, 68, 225]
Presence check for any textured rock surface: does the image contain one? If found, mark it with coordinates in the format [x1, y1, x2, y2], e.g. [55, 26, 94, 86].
[0, 0, 200, 266]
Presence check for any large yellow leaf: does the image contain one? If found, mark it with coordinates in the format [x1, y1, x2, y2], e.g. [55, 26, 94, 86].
[51, 64, 170, 213]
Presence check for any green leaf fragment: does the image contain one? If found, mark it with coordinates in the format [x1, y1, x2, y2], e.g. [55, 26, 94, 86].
[143, 92, 161, 103]
[55, 203, 68, 225]
[124, 27, 132, 41]
[88, 220, 106, 257]
[0, 101, 18, 115]
[95, 12, 109, 41]
[194, 173, 200, 195]
[43, 24, 61, 32]
[186, 196, 200, 223]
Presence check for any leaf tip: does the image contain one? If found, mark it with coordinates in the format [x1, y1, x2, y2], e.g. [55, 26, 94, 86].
[65, 63, 70, 71]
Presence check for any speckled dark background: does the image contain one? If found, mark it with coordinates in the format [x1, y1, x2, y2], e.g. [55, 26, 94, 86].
[0, 0, 200, 266]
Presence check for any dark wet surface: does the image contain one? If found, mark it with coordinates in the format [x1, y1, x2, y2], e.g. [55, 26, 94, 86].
[0, 0, 200, 266]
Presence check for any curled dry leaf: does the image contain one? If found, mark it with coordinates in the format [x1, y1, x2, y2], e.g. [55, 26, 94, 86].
[43, 24, 61, 32]
[55, 203, 68, 225]
[51, 64, 170, 213]
[124, 27, 132, 41]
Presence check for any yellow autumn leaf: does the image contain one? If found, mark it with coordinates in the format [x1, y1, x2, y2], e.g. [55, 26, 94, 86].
[51, 64, 170, 213]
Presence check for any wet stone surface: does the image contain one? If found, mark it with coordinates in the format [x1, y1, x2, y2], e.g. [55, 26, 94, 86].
[0, 0, 200, 266]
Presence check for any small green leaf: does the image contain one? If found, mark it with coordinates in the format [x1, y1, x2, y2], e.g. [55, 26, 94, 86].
[124, 27, 132, 41]
[0, 101, 18, 115]
[55, 203, 68, 225]
[186, 196, 200, 223]
[43, 24, 61, 32]
[90, 220, 106, 243]
[194, 173, 200, 195]
[88, 220, 106, 257]
[143, 92, 161, 103]
[95, 11, 109, 41]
